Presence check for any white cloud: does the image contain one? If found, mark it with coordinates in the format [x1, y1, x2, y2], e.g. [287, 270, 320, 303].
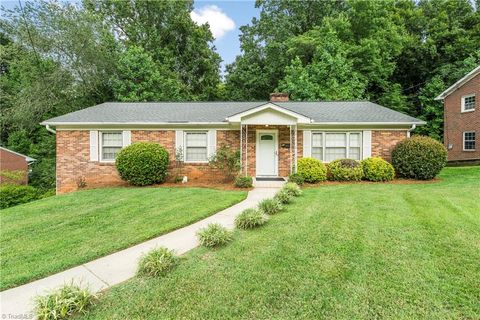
[190, 5, 235, 39]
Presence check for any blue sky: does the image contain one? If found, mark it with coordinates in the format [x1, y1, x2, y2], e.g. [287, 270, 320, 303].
[192, 1, 259, 72]
[1, 0, 259, 73]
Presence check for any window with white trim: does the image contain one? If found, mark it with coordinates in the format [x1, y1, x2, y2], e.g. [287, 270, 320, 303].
[311, 132, 362, 162]
[462, 94, 475, 112]
[101, 132, 123, 161]
[185, 132, 208, 162]
[463, 131, 475, 150]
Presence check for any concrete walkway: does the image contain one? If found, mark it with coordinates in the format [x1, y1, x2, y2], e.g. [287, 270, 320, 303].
[0, 187, 280, 317]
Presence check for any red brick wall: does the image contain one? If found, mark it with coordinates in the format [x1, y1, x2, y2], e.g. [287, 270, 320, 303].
[443, 73, 480, 161]
[371, 130, 408, 161]
[0, 149, 29, 184]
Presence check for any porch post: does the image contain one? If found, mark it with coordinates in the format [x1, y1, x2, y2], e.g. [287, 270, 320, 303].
[289, 124, 298, 174]
[240, 123, 248, 176]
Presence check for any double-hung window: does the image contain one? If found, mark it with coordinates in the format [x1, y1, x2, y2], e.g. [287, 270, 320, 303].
[463, 131, 476, 151]
[101, 132, 123, 161]
[185, 132, 208, 162]
[461, 94, 476, 112]
[311, 132, 362, 162]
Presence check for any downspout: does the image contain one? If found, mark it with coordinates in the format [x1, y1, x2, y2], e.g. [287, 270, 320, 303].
[45, 124, 56, 134]
[407, 124, 416, 138]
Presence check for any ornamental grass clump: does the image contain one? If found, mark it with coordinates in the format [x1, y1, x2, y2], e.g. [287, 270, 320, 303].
[327, 159, 364, 181]
[258, 198, 283, 215]
[235, 208, 268, 229]
[392, 136, 447, 180]
[274, 189, 293, 204]
[197, 223, 233, 248]
[35, 283, 96, 320]
[138, 247, 178, 277]
[361, 157, 395, 182]
[282, 182, 302, 197]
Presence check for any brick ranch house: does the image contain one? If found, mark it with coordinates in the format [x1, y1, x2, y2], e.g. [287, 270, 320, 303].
[42, 94, 425, 194]
[435, 65, 479, 163]
[0, 147, 36, 185]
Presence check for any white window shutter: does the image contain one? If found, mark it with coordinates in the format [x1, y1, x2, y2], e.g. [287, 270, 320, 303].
[362, 130, 372, 159]
[175, 130, 184, 161]
[89, 130, 99, 161]
[207, 130, 217, 159]
[303, 130, 311, 157]
[122, 130, 131, 147]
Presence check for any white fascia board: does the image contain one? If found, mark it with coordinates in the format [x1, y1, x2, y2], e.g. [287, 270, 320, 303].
[226, 103, 312, 124]
[435, 65, 480, 100]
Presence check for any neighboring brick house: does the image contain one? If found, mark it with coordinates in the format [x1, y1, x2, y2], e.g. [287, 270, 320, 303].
[42, 94, 425, 194]
[436, 65, 480, 163]
[0, 147, 36, 185]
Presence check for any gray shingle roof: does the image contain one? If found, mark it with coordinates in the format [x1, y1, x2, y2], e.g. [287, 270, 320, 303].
[41, 101, 424, 125]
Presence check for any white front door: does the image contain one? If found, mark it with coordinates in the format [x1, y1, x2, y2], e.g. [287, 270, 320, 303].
[256, 131, 278, 176]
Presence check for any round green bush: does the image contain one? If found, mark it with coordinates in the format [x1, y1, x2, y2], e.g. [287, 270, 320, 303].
[361, 157, 395, 182]
[138, 247, 178, 277]
[235, 208, 268, 229]
[327, 159, 363, 181]
[116, 142, 169, 186]
[197, 223, 233, 247]
[297, 157, 327, 183]
[288, 173, 305, 185]
[258, 198, 283, 215]
[391, 136, 447, 180]
[235, 176, 253, 188]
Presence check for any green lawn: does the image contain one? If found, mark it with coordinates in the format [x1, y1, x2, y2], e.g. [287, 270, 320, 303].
[83, 167, 480, 319]
[0, 187, 246, 290]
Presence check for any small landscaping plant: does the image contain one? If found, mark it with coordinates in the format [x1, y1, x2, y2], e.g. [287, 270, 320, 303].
[361, 157, 395, 181]
[138, 247, 178, 277]
[116, 142, 169, 186]
[392, 136, 447, 180]
[0, 185, 40, 209]
[288, 173, 305, 185]
[197, 223, 233, 247]
[327, 159, 364, 181]
[35, 283, 96, 320]
[258, 198, 283, 215]
[274, 189, 293, 204]
[235, 176, 253, 188]
[297, 157, 327, 183]
[209, 144, 241, 182]
[282, 182, 302, 197]
[235, 208, 268, 229]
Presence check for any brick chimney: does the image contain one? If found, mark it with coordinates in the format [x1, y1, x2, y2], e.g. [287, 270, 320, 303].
[269, 92, 289, 102]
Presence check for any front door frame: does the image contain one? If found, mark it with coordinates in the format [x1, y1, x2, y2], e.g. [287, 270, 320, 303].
[256, 129, 279, 177]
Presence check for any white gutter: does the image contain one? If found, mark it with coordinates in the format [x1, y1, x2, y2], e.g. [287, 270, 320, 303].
[407, 124, 416, 138]
[45, 124, 56, 134]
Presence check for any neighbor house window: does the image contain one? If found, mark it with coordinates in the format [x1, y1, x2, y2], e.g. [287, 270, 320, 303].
[311, 132, 362, 162]
[462, 94, 476, 112]
[185, 132, 208, 162]
[463, 131, 476, 151]
[101, 132, 123, 161]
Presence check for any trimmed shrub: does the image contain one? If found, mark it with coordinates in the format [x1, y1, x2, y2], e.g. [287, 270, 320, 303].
[288, 173, 305, 185]
[274, 189, 293, 204]
[235, 208, 268, 229]
[392, 136, 447, 180]
[197, 223, 233, 247]
[0, 185, 40, 209]
[328, 159, 364, 181]
[361, 157, 395, 182]
[116, 142, 169, 186]
[235, 176, 253, 188]
[282, 182, 302, 197]
[35, 283, 96, 320]
[258, 198, 283, 215]
[297, 157, 327, 183]
[138, 247, 178, 277]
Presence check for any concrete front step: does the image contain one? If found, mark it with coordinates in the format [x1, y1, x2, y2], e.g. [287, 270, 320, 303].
[253, 178, 286, 188]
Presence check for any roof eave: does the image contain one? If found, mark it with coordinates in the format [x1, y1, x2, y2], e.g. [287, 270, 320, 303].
[435, 65, 480, 100]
